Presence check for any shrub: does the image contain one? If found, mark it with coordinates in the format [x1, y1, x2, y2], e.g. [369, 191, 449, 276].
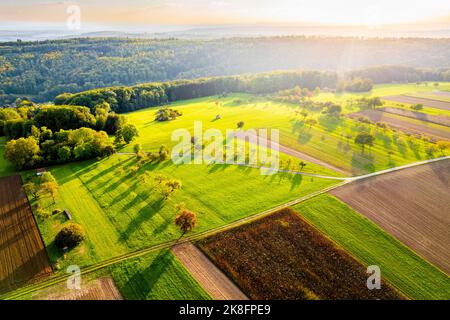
[55, 223, 86, 249]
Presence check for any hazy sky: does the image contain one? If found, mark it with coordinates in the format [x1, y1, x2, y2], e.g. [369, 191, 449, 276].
[1, 0, 450, 27]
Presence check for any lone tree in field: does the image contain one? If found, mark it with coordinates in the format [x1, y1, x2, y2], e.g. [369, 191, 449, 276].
[355, 132, 375, 154]
[174, 207, 197, 240]
[237, 121, 245, 129]
[299, 161, 307, 171]
[40, 172, 59, 203]
[120, 124, 139, 144]
[437, 141, 450, 155]
[55, 223, 85, 250]
[305, 118, 317, 129]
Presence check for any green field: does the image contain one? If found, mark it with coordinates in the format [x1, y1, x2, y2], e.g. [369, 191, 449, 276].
[25, 154, 337, 269]
[110, 249, 210, 300]
[293, 194, 450, 300]
[0, 137, 15, 177]
[121, 90, 446, 175]
[314, 82, 450, 105]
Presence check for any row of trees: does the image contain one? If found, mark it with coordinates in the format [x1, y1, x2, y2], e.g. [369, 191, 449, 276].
[337, 78, 373, 93]
[54, 70, 339, 113]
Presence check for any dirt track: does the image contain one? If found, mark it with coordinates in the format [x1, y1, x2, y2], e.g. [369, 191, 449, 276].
[348, 110, 450, 141]
[172, 242, 248, 300]
[0, 175, 52, 294]
[331, 159, 450, 274]
[383, 95, 450, 111]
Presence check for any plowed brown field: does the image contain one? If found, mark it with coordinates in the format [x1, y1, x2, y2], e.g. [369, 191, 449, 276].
[0, 175, 52, 294]
[197, 208, 404, 300]
[331, 159, 450, 274]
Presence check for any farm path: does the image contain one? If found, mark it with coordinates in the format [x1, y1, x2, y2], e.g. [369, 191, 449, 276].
[172, 242, 248, 300]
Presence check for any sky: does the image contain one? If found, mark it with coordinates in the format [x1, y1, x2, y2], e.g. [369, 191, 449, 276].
[1, 0, 450, 28]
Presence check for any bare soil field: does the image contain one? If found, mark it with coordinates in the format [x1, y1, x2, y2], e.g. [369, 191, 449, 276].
[40, 277, 123, 300]
[197, 208, 404, 300]
[331, 159, 450, 274]
[379, 107, 450, 127]
[172, 242, 248, 300]
[0, 175, 52, 294]
[349, 110, 450, 141]
[382, 95, 450, 111]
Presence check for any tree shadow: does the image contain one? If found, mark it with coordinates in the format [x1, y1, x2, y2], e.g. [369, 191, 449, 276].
[119, 249, 174, 299]
[119, 197, 166, 242]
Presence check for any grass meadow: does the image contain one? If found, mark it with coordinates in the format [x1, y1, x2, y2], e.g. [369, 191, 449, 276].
[121, 86, 448, 175]
[25, 154, 337, 270]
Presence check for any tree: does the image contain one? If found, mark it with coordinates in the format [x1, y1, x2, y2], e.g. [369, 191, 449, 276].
[159, 145, 169, 161]
[436, 141, 450, 155]
[355, 133, 375, 154]
[411, 104, 423, 111]
[300, 110, 308, 120]
[134, 143, 142, 154]
[54, 223, 85, 249]
[299, 161, 307, 171]
[23, 181, 38, 199]
[305, 118, 317, 128]
[40, 181, 58, 203]
[58, 146, 71, 162]
[5, 137, 40, 169]
[237, 121, 245, 129]
[174, 207, 197, 239]
[120, 124, 139, 144]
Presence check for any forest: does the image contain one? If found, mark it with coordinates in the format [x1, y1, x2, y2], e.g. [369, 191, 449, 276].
[2, 37, 450, 105]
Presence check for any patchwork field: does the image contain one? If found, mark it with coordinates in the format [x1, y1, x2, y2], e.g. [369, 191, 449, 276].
[378, 107, 450, 127]
[294, 194, 450, 300]
[197, 208, 404, 300]
[382, 95, 450, 111]
[348, 110, 450, 141]
[331, 159, 450, 274]
[0, 175, 52, 294]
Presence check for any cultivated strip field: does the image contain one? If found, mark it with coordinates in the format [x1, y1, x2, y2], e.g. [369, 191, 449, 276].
[172, 242, 248, 300]
[348, 110, 450, 141]
[331, 159, 450, 274]
[383, 95, 450, 111]
[197, 208, 404, 300]
[0, 175, 52, 294]
[379, 107, 450, 127]
[34, 277, 122, 300]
